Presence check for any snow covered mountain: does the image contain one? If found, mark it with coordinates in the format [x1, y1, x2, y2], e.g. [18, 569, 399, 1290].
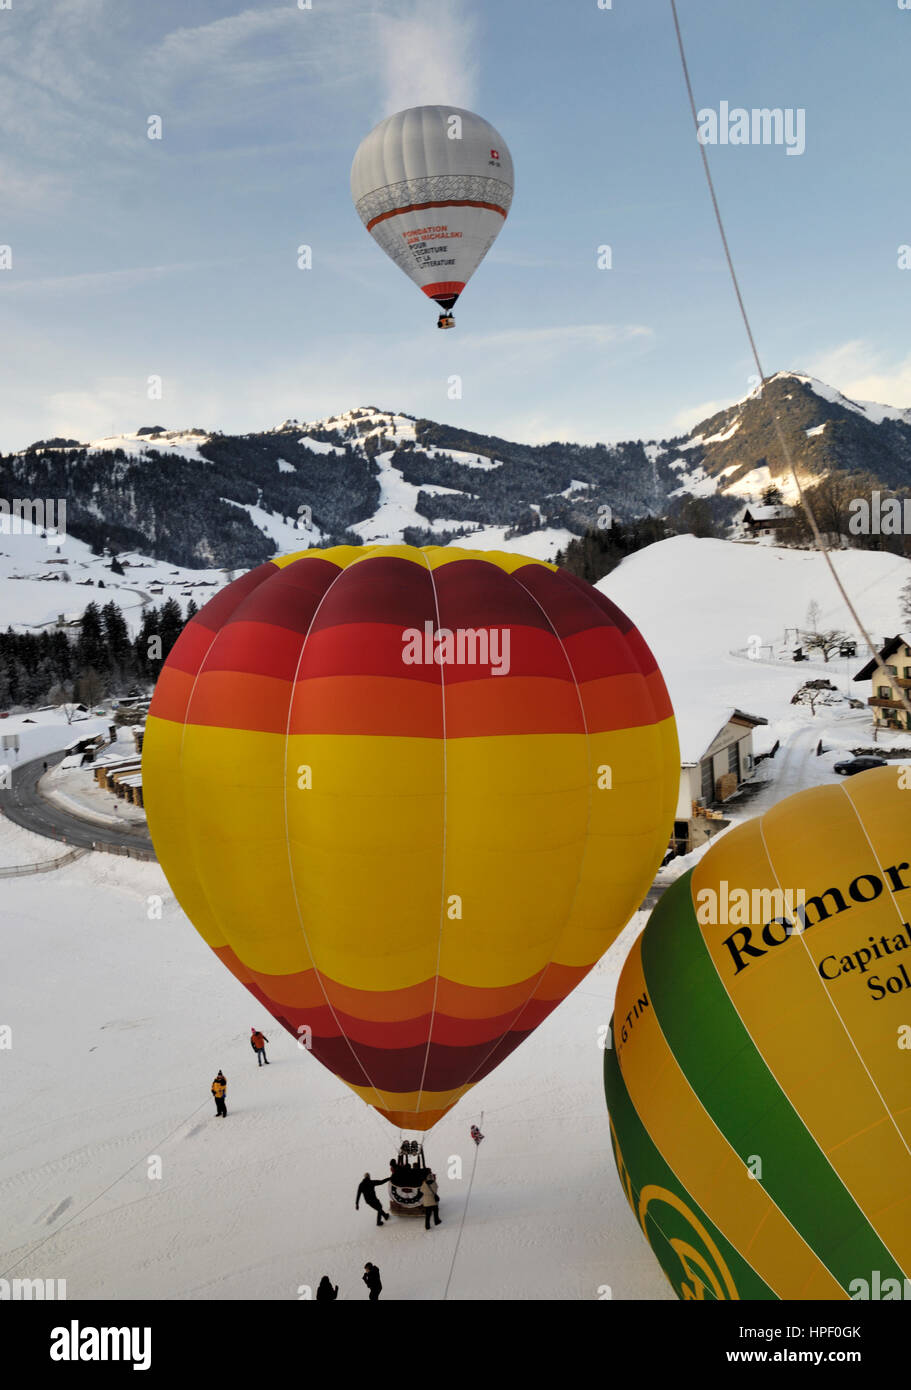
[665, 371, 911, 504]
[2, 375, 910, 574]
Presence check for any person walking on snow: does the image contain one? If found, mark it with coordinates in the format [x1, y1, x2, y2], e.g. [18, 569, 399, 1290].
[362, 1263, 382, 1300]
[250, 1027, 269, 1065]
[470, 1124, 484, 1145]
[211, 1070, 227, 1117]
[356, 1172, 391, 1227]
[420, 1171, 441, 1230]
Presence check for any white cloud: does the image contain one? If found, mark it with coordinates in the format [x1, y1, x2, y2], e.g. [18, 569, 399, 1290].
[804, 341, 911, 410]
[0, 262, 214, 297]
[373, 0, 478, 117]
[459, 323, 653, 354]
[42, 378, 156, 442]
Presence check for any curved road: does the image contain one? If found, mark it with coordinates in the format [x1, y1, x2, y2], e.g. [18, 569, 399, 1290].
[0, 750, 156, 860]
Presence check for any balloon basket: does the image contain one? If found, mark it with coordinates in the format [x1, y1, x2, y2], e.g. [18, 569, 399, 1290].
[388, 1138, 428, 1215]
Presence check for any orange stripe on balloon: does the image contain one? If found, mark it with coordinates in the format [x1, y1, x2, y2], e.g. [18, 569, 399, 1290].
[213, 945, 588, 1019]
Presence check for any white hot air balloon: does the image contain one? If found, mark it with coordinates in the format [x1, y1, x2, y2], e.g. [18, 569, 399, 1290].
[351, 105, 514, 329]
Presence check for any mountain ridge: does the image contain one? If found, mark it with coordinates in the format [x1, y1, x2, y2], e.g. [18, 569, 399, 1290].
[3, 374, 910, 569]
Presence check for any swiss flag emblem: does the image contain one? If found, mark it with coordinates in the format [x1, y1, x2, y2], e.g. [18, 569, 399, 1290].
[490, 148, 499, 160]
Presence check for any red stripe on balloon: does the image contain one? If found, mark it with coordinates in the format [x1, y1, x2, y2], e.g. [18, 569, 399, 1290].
[365, 199, 507, 231]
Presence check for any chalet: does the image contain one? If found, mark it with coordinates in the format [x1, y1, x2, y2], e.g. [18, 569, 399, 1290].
[672, 708, 769, 857]
[853, 636, 911, 732]
[739, 504, 796, 538]
[59, 731, 109, 767]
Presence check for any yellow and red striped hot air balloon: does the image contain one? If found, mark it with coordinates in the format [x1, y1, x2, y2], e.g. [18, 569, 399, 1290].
[605, 769, 911, 1299]
[143, 544, 678, 1130]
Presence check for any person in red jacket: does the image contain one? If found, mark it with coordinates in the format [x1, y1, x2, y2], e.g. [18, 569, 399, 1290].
[250, 1027, 269, 1066]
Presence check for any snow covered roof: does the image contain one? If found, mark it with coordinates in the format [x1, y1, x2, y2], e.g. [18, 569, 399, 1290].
[677, 707, 769, 766]
[853, 635, 910, 681]
[741, 505, 794, 521]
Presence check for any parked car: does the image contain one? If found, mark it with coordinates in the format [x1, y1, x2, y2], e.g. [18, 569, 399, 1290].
[833, 755, 887, 776]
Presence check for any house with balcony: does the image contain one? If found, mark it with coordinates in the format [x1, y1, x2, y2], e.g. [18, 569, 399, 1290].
[853, 636, 911, 732]
[671, 707, 769, 856]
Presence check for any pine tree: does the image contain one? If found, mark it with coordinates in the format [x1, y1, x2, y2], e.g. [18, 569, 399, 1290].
[102, 602, 132, 684]
[134, 609, 160, 680]
[75, 603, 107, 673]
[158, 598, 184, 660]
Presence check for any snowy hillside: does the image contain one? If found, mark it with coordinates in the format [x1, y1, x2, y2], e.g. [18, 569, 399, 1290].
[0, 520, 233, 636]
[601, 535, 911, 772]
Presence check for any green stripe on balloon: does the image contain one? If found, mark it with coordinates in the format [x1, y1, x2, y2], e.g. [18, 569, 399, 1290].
[604, 1022, 774, 1300]
[640, 872, 904, 1293]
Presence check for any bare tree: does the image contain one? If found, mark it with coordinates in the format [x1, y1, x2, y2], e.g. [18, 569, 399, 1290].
[74, 668, 104, 708]
[800, 628, 848, 663]
[901, 577, 911, 631]
[47, 682, 76, 723]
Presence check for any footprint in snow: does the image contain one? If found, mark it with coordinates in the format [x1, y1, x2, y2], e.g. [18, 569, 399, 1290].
[46, 1197, 72, 1224]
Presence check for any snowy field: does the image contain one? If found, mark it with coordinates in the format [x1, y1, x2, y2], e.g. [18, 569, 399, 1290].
[0, 523, 231, 636]
[0, 818, 668, 1301]
[601, 535, 910, 760]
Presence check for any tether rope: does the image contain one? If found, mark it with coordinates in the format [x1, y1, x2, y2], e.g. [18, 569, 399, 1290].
[669, 0, 911, 722]
[441, 1112, 484, 1301]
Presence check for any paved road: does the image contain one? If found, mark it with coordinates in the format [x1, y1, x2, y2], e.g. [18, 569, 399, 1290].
[0, 749, 156, 860]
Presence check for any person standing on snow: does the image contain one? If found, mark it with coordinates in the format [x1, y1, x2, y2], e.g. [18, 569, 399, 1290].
[211, 1070, 227, 1117]
[356, 1172, 391, 1227]
[470, 1124, 484, 1145]
[250, 1027, 269, 1065]
[420, 1171, 441, 1230]
[362, 1263, 382, 1300]
[316, 1275, 338, 1301]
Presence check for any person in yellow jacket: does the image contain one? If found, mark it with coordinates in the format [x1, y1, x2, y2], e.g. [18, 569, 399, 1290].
[212, 1070, 227, 1118]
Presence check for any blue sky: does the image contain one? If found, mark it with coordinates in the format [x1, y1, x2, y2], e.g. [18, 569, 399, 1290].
[1, 0, 909, 451]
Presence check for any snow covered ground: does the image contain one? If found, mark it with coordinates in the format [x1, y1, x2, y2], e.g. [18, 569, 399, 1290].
[0, 522, 230, 636]
[601, 535, 910, 763]
[0, 820, 668, 1301]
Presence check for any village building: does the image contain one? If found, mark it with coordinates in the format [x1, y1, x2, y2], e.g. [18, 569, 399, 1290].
[738, 504, 796, 539]
[853, 636, 911, 732]
[672, 707, 769, 857]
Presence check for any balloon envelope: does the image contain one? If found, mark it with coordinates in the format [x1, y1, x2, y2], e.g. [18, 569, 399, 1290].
[605, 769, 911, 1299]
[350, 105, 514, 317]
[144, 544, 677, 1130]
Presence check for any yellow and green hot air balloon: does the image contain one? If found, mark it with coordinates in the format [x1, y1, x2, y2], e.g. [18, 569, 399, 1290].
[143, 544, 678, 1131]
[605, 768, 911, 1299]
